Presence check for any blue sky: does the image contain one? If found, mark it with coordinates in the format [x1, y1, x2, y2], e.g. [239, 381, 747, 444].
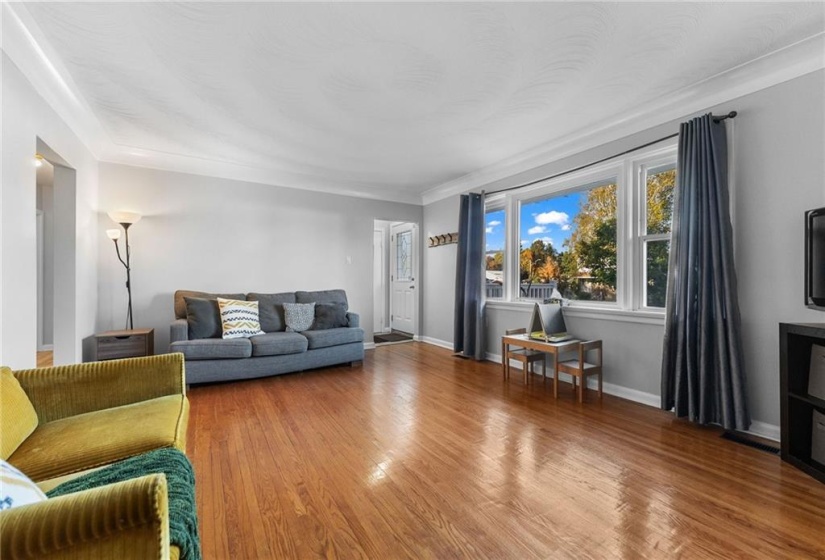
[485, 192, 585, 253]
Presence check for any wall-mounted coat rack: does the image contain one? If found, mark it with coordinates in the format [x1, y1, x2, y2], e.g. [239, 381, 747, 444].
[428, 232, 459, 248]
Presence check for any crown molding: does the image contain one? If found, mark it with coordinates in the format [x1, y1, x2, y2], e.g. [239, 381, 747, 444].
[421, 32, 825, 206]
[1, 3, 113, 159]
[101, 146, 424, 205]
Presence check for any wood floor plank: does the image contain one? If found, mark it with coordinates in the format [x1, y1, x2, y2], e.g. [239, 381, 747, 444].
[186, 342, 825, 559]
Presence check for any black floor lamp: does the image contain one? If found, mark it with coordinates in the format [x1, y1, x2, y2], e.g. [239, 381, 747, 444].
[106, 211, 141, 330]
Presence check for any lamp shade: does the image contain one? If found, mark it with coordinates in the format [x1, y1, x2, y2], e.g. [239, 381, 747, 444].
[106, 229, 122, 240]
[108, 211, 142, 225]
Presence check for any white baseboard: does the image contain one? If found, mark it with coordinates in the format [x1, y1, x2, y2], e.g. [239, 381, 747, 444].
[364, 342, 376, 351]
[418, 336, 453, 351]
[37, 344, 53, 352]
[485, 351, 660, 407]
[486, 352, 781, 441]
[745, 420, 780, 442]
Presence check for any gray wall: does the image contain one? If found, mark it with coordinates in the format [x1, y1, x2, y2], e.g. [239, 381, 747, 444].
[423, 70, 825, 430]
[97, 163, 423, 350]
[1, 52, 99, 368]
[422, 195, 460, 346]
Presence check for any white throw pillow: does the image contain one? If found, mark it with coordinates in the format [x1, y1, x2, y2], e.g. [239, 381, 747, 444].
[1, 460, 47, 510]
[284, 302, 315, 332]
[217, 298, 265, 339]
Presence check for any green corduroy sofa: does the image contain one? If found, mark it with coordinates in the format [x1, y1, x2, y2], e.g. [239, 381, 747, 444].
[0, 353, 190, 559]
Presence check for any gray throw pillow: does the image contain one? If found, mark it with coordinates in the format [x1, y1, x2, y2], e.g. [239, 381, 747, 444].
[247, 292, 295, 332]
[184, 297, 222, 339]
[283, 302, 315, 333]
[312, 303, 348, 330]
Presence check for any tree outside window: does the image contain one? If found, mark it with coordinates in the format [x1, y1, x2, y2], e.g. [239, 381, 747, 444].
[519, 181, 618, 301]
[643, 165, 676, 308]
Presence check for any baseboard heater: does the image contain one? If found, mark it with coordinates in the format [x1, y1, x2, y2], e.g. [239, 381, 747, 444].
[721, 431, 780, 455]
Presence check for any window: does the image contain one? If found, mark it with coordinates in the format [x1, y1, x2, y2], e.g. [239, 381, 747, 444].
[640, 163, 675, 308]
[484, 208, 505, 299]
[484, 139, 677, 314]
[519, 180, 618, 302]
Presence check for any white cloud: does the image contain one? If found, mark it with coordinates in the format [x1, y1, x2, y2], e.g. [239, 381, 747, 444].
[520, 239, 529, 246]
[527, 225, 546, 235]
[561, 224, 571, 231]
[535, 211, 570, 227]
[533, 237, 554, 246]
[487, 220, 501, 227]
[485, 227, 493, 234]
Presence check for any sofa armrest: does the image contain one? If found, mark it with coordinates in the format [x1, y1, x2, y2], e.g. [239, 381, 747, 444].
[14, 354, 186, 424]
[346, 312, 360, 328]
[0, 474, 170, 560]
[170, 319, 189, 344]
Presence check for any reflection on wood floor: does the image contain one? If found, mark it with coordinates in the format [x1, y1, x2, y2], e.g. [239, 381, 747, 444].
[186, 342, 825, 559]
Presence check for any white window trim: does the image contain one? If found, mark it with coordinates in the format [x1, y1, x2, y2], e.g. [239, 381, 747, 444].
[483, 138, 678, 320]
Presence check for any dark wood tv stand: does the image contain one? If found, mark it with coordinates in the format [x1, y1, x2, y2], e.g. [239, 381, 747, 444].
[780, 323, 825, 484]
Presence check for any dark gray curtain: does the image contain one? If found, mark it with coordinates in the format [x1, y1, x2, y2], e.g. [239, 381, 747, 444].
[661, 113, 750, 431]
[454, 193, 485, 360]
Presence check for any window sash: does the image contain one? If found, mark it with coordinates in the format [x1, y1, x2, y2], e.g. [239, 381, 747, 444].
[484, 203, 507, 300]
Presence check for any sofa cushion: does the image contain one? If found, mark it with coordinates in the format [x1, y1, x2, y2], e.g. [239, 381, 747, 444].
[295, 289, 348, 308]
[250, 332, 308, 357]
[8, 395, 188, 482]
[246, 292, 296, 332]
[312, 302, 349, 330]
[302, 327, 364, 350]
[170, 338, 252, 360]
[284, 302, 315, 333]
[174, 290, 246, 319]
[183, 297, 222, 339]
[217, 298, 265, 339]
[1, 367, 39, 460]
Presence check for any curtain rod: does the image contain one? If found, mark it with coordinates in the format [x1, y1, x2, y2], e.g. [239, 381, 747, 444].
[484, 111, 737, 198]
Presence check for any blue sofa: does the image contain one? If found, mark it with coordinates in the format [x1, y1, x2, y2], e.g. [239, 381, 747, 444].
[169, 289, 364, 384]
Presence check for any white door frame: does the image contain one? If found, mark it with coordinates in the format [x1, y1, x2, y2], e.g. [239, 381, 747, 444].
[36, 210, 44, 351]
[373, 228, 389, 333]
[389, 221, 419, 336]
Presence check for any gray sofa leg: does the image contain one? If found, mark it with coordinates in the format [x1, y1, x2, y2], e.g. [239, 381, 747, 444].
[350, 360, 363, 368]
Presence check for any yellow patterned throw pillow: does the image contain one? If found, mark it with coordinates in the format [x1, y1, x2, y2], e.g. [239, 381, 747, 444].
[217, 298, 266, 339]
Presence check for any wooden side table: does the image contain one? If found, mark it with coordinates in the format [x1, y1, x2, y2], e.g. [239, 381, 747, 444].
[501, 333, 580, 396]
[84, 328, 155, 362]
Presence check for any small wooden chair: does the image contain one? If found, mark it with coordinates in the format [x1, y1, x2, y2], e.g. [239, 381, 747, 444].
[504, 328, 546, 384]
[556, 340, 603, 402]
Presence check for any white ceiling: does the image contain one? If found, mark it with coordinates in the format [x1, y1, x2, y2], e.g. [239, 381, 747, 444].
[17, 2, 825, 202]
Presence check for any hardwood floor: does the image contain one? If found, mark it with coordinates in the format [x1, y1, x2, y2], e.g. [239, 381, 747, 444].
[187, 343, 825, 559]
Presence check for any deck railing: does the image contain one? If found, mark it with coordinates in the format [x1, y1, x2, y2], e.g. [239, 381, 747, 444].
[485, 282, 557, 300]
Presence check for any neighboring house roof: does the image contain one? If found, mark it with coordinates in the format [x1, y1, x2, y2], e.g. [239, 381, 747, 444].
[486, 271, 503, 284]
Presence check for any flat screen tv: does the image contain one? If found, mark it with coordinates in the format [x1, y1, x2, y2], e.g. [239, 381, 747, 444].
[806, 207, 825, 310]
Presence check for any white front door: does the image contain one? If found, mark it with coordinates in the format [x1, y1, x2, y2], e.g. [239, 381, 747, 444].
[390, 222, 416, 334]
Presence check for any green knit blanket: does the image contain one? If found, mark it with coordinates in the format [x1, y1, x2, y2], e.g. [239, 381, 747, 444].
[47, 448, 201, 560]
